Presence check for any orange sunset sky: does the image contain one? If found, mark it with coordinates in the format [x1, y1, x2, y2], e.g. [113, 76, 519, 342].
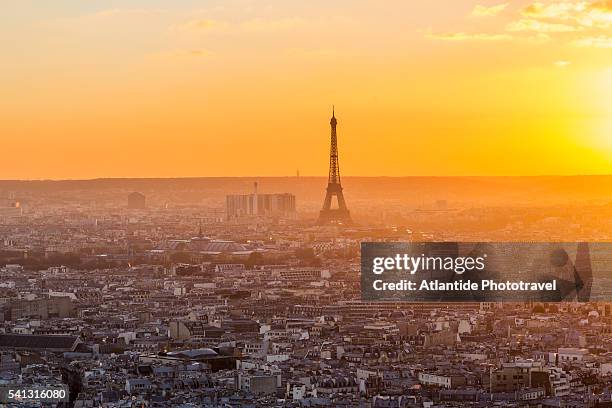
[1, 0, 611, 179]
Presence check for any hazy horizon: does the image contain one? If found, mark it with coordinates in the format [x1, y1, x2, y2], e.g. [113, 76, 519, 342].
[2, 174, 612, 182]
[2, 175, 610, 207]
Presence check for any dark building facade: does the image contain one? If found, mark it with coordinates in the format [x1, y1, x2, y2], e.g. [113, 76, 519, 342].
[127, 192, 146, 209]
[226, 191, 296, 220]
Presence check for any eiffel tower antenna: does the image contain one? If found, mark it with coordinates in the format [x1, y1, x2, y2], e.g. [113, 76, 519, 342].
[317, 107, 351, 225]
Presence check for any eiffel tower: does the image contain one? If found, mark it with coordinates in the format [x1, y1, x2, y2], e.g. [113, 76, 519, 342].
[318, 107, 352, 225]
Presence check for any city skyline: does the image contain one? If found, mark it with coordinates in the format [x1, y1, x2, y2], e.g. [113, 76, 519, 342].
[1, 0, 611, 179]
[0, 2, 610, 405]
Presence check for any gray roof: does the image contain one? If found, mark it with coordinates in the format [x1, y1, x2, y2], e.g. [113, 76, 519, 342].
[0, 334, 80, 351]
[167, 348, 219, 359]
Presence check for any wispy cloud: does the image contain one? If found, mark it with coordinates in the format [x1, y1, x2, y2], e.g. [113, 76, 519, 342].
[471, 3, 509, 17]
[572, 35, 612, 47]
[521, 2, 588, 19]
[583, 1, 612, 27]
[554, 60, 571, 67]
[591, 0, 612, 11]
[426, 30, 512, 41]
[430, 0, 612, 46]
[520, 1, 612, 29]
[506, 18, 580, 32]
